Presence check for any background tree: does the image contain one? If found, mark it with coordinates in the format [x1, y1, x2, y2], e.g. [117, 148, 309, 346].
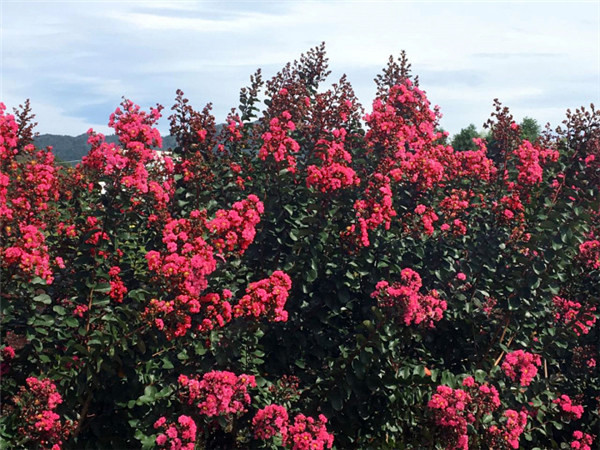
[451, 123, 480, 150]
[520, 116, 541, 142]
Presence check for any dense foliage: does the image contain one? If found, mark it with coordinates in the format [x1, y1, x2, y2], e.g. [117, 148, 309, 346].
[1, 45, 599, 449]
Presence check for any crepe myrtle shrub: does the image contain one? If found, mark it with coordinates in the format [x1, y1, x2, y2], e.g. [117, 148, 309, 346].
[1, 44, 598, 449]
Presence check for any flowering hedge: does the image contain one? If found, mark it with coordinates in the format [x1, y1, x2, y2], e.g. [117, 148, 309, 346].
[1, 44, 598, 449]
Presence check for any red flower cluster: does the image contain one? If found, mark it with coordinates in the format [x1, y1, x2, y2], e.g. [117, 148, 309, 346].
[178, 371, 256, 418]
[108, 266, 127, 303]
[258, 110, 300, 173]
[1, 345, 15, 360]
[553, 296, 597, 336]
[153, 415, 197, 450]
[12, 377, 76, 449]
[306, 128, 360, 193]
[142, 297, 193, 339]
[196, 290, 233, 333]
[579, 240, 600, 270]
[571, 430, 595, 450]
[224, 114, 244, 143]
[553, 394, 584, 420]
[572, 345, 597, 371]
[1, 345, 16, 375]
[372, 268, 447, 328]
[233, 271, 292, 322]
[501, 350, 542, 387]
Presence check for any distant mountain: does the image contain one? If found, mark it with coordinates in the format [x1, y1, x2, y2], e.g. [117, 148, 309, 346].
[34, 134, 178, 164]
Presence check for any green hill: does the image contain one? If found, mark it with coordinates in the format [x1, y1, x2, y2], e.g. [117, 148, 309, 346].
[34, 134, 178, 164]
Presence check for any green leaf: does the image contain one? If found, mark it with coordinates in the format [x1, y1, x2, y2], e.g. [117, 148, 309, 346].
[33, 293, 51, 304]
[306, 268, 318, 283]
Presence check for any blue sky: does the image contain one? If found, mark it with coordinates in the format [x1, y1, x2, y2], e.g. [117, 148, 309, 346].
[1, 0, 599, 137]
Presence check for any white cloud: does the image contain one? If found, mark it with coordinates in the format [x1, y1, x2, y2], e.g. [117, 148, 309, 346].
[2, 92, 110, 136]
[1, 0, 598, 135]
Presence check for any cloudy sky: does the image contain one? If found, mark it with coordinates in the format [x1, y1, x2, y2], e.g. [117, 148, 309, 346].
[1, 0, 599, 137]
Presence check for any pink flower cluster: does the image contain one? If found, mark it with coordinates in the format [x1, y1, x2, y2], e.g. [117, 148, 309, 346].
[453, 138, 497, 183]
[1, 105, 61, 284]
[153, 415, 197, 450]
[206, 194, 264, 255]
[306, 128, 360, 193]
[143, 198, 286, 339]
[178, 371, 256, 418]
[461, 376, 501, 414]
[147, 195, 263, 300]
[428, 377, 502, 449]
[22, 146, 60, 212]
[497, 192, 525, 223]
[414, 204, 439, 236]
[553, 296, 597, 335]
[287, 413, 334, 450]
[81, 100, 173, 208]
[252, 404, 290, 440]
[259, 110, 300, 172]
[352, 172, 396, 247]
[2, 222, 53, 283]
[497, 138, 557, 223]
[499, 409, 528, 449]
[501, 350, 542, 387]
[349, 80, 497, 246]
[0, 103, 18, 159]
[1, 108, 60, 224]
[428, 385, 473, 449]
[149, 214, 215, 297]
[253, 405, 334, 450]
[365, 81, 439, 158]
[12, 377, 76, 449]
[438, 189, 474, 235]
[233, 270, 292, 322]
[225, 114, 243, 142]
[571, 430, 595, 450]
[109, 99, 162, 148]
[512, 140, 544, 186]
[428, 376, 531, 450]
[371, 268, 447, 328]
[553, 394, 584, 420]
